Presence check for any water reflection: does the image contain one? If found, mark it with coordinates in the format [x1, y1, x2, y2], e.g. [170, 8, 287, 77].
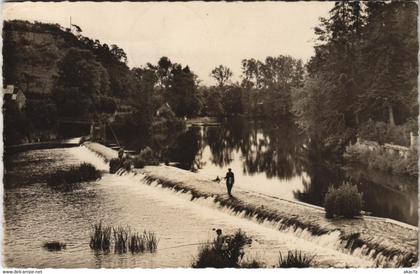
[167, 117, 418, 225]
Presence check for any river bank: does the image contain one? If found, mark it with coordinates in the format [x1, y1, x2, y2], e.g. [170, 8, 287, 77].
[84, 141, 418, 267]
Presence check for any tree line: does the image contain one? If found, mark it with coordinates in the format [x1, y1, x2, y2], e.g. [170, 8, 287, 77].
[3, 1, 417, 151]
[292, 1, 418, 151]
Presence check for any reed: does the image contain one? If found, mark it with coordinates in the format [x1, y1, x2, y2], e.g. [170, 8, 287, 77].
[90, 222, 158, 254]
[89, 221, 112, 252]
[113, 226, 128, 254]
[43, 241, 66, 251]
[278, 250, 315, 268]
[128, 230, 158, 253]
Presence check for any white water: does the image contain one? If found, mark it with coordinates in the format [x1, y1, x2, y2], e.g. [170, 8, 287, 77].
[70, 146, 381, 267]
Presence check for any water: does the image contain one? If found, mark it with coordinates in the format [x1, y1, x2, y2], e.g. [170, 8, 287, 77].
[3, 146, 376, 268]
[164, 118, 418, 225]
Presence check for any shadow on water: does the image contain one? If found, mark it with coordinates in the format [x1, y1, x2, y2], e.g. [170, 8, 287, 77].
[165, 117, 417, 225]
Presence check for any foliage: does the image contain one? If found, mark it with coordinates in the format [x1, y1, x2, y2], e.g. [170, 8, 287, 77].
[221, 86, 244, 116]
[344, 145, 418, 178]
[48, 163, 101, 186]
[192, 229, 251, 268]
[278, 250, 315, 268]
[324, 182, 363, 218]
[211, 65, 233, 88]
[294, 2, 418, 150]
[109, 158, 122, 174]
[133, 147, 159, 168]
[358, 119, 417, 146]
[52, 48, 110, 118]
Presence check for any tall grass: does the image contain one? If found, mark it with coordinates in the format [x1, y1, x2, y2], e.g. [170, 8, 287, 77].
[128, 231, 158, 253]
[89, 221, 112, 252]
[48, 163, 101, 187]
[278, 250, 315, 268]
[89, 222, 158, 254]
[113, 226, 129, 254]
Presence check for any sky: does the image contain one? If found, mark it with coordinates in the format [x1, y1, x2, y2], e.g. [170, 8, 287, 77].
[3, 2, 333, 85]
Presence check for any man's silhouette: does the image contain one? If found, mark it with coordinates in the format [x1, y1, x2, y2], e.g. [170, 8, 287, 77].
[225, 168, 235, 196]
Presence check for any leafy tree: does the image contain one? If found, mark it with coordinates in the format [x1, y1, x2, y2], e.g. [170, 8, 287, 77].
[222, 86, 244, 115]
[210, 65, 233, 88]
[169, 65, 202, 117]
[52, 48, 110, 118]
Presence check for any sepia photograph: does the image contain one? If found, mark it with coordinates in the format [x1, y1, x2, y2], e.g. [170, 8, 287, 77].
[1, 0, 418, 270]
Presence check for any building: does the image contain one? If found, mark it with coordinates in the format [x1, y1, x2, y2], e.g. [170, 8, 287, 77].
[3, 85, 26, 110]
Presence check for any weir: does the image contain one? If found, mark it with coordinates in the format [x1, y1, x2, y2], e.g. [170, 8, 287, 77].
[83, 141, 418, 267]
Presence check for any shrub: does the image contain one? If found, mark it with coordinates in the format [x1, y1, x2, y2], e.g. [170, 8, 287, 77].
[344, 145, 418, 178]
[192, 229, 251, 268]
[278, 250, 314, 268]
[48, 163, 101, 186]
[324, 182, 363, 218]
[109, 158, 122, 174]
[43, 241, 66, 251]
[133, 146, 159, 168]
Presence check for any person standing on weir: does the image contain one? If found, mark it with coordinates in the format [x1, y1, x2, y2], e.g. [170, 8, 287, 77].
[225, 168, 235, 197]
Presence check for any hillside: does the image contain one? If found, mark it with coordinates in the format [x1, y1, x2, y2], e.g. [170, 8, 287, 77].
[3, 20, 133, 98]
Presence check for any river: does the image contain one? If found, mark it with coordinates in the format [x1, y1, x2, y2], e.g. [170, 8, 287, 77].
[4, 146, 377, 268]
[164, 118, 417, 225]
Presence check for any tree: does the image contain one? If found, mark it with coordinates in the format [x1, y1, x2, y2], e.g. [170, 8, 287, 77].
[210, 65, 233, 88]
[169, 65, 202, 117]
[52, 48, 110, 118]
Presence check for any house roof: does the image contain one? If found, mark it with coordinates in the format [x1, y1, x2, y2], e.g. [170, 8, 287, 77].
[3, 85, 14, 95]
[3, 85, 24, 101]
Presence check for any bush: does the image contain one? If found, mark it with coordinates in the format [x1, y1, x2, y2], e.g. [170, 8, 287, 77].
[324, 182, 363, 218]
[278, 250, 314, 268]
[359, 120, 416, 146]
[132, 146, 159, 168]
[192, 229, 251, 268]
[48, 163, 101, 186]
[43, 241, 66, 251]
[344, 145, 418, 178]
[109, 158, 122, 173]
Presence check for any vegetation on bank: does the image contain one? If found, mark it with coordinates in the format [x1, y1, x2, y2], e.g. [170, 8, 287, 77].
[324, 182, 364, 219]
[47, 163, 101, 187]
[278, 250, 315, 268]
[192, 229, 316, 268]
[292, 2, 417, 153]
[89, 221, 158, 254]
[344, 145, 418, 179]
[192, 229, 257, 268]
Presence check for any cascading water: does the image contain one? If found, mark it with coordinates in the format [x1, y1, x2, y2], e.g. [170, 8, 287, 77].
[76, 144, 417, 267]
